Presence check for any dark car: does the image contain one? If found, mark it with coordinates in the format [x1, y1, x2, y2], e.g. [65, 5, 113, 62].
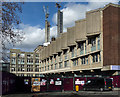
[83, 78, 113, 91]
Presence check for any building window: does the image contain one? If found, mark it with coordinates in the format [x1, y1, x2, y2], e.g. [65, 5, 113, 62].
[81, 57, 85, 64]
[27, 54, 33, 57]
[51, 65, 53, 70]
[86, 57, 88, 64]
[64, 61, 68, 67]
[55, 58, 56, 63]
[78, 42, 84, 55]
[27, 58, 33, 64]
[20, 53, 25, 57]
[35, 68, 39, 72]
[12, 53, 16, 57]
[55, 64, 57, 69]
[71, 47, 74, 58]
[11, 58, 16, 64]
[50, 57, 53, 64]
[21, 58, 25, 64]
[59, 62, 62, 68]
[35, 54, 39, 57]
[91, 38, 96, 47]
[97, 35, 100, 50]
[11, 68, 15, 71]
[92, 53, 101, 63]
[48, 66, 49, 70]
[79, 42, 84, 51]
[73, 59, 78, 66]
[64, 50, 67, 60]
[35, 59, 39, 64]
[27, 54, 30, 57]
[81, 56, 88, 65]
[21, 74, 24, 77]
[88, 37, 96, 52]
[99, 54, 101, 62]
[45, 66, 46, 71]
[48, 60, 49, 65]
[59, 54, 62, 62]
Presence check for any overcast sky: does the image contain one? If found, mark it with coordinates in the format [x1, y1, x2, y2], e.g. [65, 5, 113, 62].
[11, 0, 119, 52]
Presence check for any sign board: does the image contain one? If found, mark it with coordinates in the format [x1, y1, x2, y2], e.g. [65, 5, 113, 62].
[75, 79, 81, 85]
[55, 81, 62, 85]
[80, 80, 85, 86]
[111, 65, 120, 70]
[75, 79, 85, 85]
[50, 79, 54, 84]
[40, 79, 46, 86]
[32, 78, 40, 92]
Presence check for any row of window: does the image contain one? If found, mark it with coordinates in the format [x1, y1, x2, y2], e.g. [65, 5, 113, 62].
[11, 68, 40, 72]
[41, 61, 69, 71]
[12, 53, 39, 58]
[72, 53, 101, 66]
[11, 58, 39, 64]
[11, 54, 101, 72]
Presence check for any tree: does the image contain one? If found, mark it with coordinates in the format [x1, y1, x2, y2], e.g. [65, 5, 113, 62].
[1, 2, 24, 61]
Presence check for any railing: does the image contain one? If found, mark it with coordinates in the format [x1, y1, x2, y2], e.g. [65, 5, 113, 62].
[72, 52, 74, 58]
[80, 50, 84, 55]
[21, 62, 25, 64]
[97, 44, 100, 50]
[27, 62, 33, 64]
[91, 46, 96, 52]
[35, 63, 39, 65]
[11, 62, 16, 64]
[65, 55, 67, 60]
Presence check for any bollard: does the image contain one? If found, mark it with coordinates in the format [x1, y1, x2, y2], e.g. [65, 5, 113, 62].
[75, 85, 79, 92]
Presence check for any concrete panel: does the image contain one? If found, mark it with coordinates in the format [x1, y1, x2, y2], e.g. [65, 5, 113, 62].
[46, 46, 48, 58]
[48, 44, 50, 57]
[86, 10, 101, 34]
[49, 42, 53, 56]
[52, 41, 57, 54]
[67, 27, 76, 46]
[61, 32, 67, 50]
[56, 37, 62, 52]
[75, 19, 86, 42]
[43, 47, 46, 60]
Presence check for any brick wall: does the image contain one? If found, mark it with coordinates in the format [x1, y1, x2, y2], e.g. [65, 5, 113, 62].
[103, 5, 120, 66]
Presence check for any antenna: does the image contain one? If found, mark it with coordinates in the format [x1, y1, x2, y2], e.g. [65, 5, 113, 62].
[43, 5, 49, 20]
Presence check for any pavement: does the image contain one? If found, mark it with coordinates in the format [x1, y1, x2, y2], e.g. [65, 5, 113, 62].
[2, 89, 120, 97]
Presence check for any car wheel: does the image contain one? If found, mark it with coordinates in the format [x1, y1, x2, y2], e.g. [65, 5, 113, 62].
[100, 88, 104, 92]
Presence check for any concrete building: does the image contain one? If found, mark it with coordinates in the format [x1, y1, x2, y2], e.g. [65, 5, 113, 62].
[38, 3, 120, 77]
[10, 3, 120, 79]
[10, 48, 42, 77]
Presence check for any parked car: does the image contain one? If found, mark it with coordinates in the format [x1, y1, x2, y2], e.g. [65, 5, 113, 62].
[83, 78, 113, 91]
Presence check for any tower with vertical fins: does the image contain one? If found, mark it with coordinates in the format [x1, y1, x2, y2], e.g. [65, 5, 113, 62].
[56, 3, 63, 37]
[43, 6, 50, 43]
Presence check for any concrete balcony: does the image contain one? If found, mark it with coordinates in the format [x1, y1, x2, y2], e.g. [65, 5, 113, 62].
[80, 50, 84, 55]
[97, 44, 100, 50]
[91, 46, 96, 52]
